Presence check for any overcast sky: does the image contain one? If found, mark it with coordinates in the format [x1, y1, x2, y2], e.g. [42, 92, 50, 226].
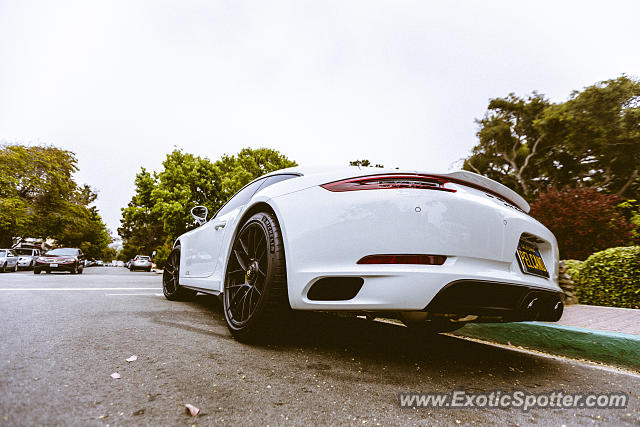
[1, 0, 639, 235]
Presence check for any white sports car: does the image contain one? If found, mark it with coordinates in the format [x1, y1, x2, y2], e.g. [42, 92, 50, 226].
[163, 167, 563, 342]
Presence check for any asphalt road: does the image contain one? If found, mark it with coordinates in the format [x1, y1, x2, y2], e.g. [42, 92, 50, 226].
[1, 268, 639, 426]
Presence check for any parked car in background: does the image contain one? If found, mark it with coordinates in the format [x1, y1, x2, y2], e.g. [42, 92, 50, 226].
[0, 249, 19, 272]
[14, 248, 41, 270]
[96, 260, 104, 266]
[130, 255, 152, 272]
[34, 248, 85, 274]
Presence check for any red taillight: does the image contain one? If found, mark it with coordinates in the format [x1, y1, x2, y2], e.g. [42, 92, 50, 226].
[357, 254, 447, 265]
[321, 174, 456, 193]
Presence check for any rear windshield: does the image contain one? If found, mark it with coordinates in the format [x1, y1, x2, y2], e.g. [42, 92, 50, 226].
[14, 249, 34, 256]
[45, 248, 79, 256]
[136, 256, 150, 260]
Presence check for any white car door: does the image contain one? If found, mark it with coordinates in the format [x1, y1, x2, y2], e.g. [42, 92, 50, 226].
[182, 178, 266, 287]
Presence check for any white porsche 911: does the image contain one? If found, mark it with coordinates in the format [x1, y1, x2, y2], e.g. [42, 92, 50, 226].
[163, 167, 563, 342]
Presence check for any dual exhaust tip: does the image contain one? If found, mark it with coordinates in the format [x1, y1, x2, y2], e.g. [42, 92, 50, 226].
[519, 293, 564, 322]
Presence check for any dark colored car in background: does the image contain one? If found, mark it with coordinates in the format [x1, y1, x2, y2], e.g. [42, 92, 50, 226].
[34, 248, 85, 275]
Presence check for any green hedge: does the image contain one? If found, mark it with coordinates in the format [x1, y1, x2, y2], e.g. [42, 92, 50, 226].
[563, 259, 584, 284]
[572, 246, 640, 309]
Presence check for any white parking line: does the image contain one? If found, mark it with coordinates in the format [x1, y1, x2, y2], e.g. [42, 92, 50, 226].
[105, 293, 164, 296]
[0, 288, 161, 291]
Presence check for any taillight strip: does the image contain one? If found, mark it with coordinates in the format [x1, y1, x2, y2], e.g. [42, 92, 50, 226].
[357, 254, 447, 265]
[321, 174, 456, 193]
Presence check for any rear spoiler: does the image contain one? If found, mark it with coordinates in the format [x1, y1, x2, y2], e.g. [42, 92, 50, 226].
[440, 171, 530, 213]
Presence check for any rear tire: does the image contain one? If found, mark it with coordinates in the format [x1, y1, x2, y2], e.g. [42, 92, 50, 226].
[34, 269, 41, 274]
[162, 247, 197, 301]
[1, 263, 6, 272]
[223, 211, 290, 343]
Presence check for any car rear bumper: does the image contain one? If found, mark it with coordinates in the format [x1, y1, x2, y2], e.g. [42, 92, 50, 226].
[268, 185, 562, 315]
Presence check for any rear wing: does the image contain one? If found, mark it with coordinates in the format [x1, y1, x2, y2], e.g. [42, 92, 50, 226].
[440, 171, 530, 213]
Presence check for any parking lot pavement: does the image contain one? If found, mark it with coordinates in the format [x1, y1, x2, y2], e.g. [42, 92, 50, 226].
[1, 268, 639, 425]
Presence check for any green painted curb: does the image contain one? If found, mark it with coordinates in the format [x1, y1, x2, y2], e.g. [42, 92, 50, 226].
[452, 322, 640, 371]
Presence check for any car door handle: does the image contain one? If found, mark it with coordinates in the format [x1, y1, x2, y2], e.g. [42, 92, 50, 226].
[214, 221, 226, 230]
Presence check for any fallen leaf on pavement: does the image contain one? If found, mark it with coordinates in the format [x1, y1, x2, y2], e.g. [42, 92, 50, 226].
[110, 372, 121, 379]
[126, 355, 138, 362]
[185, 404, 200, 417]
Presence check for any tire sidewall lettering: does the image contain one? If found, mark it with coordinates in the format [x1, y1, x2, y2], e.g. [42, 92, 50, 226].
[261, 215, 276, 254]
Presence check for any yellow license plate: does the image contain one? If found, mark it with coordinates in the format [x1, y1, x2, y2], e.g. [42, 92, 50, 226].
[516, 240, 549, 278]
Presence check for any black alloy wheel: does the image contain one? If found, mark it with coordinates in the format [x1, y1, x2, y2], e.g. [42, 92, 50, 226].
[223, 211, 289, 342]
[162, 247, 196, 301]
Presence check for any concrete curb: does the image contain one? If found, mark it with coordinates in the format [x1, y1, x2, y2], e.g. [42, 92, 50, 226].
[452, 322, 640, 371]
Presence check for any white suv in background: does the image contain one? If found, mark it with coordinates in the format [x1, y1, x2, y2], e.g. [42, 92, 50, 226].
[130, 255, 153, 272]
[0, 249, 19, 272]
[14, 248, 41, 270]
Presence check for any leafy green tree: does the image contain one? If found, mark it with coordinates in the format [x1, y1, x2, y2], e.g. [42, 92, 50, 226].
[215, 148, 298, 204]
[464, 76, 640, 200]
[119, 147, 297, 266]
[118, 168, 166, 260]
[0, 144, 111, 256]
[463, 93, 551, 199]
[151, 150, 222, 239]
[538, 76, 640, 198]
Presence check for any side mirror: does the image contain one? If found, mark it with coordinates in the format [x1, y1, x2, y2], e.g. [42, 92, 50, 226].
[190, 206, 208, 226]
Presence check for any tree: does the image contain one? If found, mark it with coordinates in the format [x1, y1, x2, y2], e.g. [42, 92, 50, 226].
[463, 93, 551, 199]
[0, 144, 111, 257]
[349, 160, 384, 168]
[119, 147, 297, 266]
[530, 187, 633, 260]
[119, 168, 169, 260]
[464, 76, 640, 200]
[215, 148, 298, 204]
[538, 76, 640, 198]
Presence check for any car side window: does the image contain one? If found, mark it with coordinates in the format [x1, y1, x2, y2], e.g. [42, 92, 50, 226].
[0, 251, 4, 257]
[214, 178, 266, 218]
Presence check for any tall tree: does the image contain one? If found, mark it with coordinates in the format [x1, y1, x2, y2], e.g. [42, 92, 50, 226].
[538, 75, 640, 198]
[0, 144, 112, 257]
[463, 93, 551, 199]
[118, 168, 165, 260]
[119, 147, 297, 265]
[464, 76, 640, 200]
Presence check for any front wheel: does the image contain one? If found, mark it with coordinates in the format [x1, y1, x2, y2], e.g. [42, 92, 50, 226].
[162, 247, 196, 301]
[223, 211, 290, 342]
